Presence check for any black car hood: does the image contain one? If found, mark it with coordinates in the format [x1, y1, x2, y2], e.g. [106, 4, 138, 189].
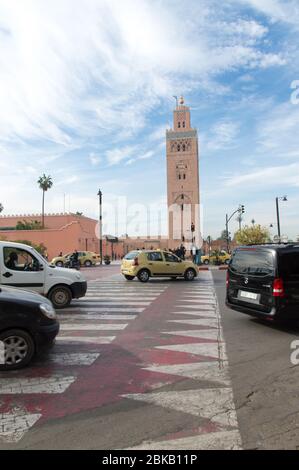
[0, 285, 48, 305]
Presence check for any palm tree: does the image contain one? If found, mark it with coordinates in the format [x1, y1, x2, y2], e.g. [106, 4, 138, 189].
[0, 203, 3, 214]
[236, 214, 243, 231]
[37, 174, 53, 228]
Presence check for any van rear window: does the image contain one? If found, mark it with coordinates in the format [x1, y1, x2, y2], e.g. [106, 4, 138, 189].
[124, 251, 139, 260]
[230, 250, 274, 276]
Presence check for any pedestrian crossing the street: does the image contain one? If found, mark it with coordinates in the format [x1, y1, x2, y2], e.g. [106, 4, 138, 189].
[0, 278, 168, 444]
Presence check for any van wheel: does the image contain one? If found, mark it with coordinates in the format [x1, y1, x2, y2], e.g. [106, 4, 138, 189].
[0, 329, 35, 371]
[56, 261, 64, 267]
[125, 275, 135, 281]
[137, 269, 150, 283]
[184, 269, 196, 281]
[48, 286, 72, 309]
[84, 260, 92, 267]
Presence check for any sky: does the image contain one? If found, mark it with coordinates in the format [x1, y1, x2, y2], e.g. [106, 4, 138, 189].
[0, 0, 298, 240]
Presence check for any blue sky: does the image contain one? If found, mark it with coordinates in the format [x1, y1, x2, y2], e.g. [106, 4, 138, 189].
[0, 0, 298, 240]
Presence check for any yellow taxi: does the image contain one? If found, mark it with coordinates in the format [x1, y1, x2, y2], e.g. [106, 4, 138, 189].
[51, 251, 101, 267]
[201, 250, 231, 265]
[121, 249, 198, 282]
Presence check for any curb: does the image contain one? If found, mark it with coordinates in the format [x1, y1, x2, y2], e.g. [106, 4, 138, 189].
[219, 266, 228, 270]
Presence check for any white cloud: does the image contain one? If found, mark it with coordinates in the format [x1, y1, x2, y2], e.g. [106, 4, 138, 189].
[204, 120, 240, 151]
[224, 162, 299, 188]
[0, 0, 288, 154]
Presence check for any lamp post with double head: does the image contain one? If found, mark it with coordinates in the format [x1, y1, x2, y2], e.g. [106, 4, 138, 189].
[97, 189, 103, 265]
[276, 196, 287, 243]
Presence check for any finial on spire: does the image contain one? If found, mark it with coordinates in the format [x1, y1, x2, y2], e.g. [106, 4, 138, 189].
[179, 96, 184, 105]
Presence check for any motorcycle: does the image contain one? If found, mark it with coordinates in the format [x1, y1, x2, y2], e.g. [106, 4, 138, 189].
[64, 254, 80, 270]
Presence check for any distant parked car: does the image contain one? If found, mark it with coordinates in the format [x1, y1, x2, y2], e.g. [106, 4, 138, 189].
[51, 251, 100, 267]
[201, 250, 231, 265]
[0, 285, 59, 370]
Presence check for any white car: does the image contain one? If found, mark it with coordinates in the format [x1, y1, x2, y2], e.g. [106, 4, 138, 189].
[0, 241, 87, 308]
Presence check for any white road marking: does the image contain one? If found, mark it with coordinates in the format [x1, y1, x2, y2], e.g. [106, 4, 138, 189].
[56, 336, 115, 344]
[163, 329, 222, 341]
[127, 430, 242, 450]
[0, 376, 76, 394]
[156, 342, 226, 360]
[59, 323, 128, 331]
[123, 388, 238, 427]
[72, 301, 151, 306]
[57, 314, 137, 321]
[0, 409, 42, 443]
[44, 353, 100, 366]
[63, 307, 144, 313]
[182, 299, 215, 304]
[167, 318, 219, 327]
[143, 361, 230, 386]
[173, 311, 218, 317]
[176, 304, 215, 310]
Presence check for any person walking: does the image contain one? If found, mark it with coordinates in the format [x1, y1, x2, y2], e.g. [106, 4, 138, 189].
[191, 245, 197, 264]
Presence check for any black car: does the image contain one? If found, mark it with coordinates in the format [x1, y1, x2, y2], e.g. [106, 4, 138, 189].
[0, 286, 59, 370]
[226, 244, 299, 321]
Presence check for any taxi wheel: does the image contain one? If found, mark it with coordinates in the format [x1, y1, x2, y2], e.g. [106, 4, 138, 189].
[125, 275, 135, 281]
[225, 259, 230, 265]
[48, 285, 72, 309]
[56, 261, 64, 267]
[0, 329, 35, 371]
[84, 260, 92, 267]
[137, 269, 150, 283]
[203, 259, 210, 265]
[184, 268, 196, 281]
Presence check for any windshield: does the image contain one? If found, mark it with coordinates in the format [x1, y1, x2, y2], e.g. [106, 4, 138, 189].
[124, 251, 139, 260]
[230, 250, 275, 276]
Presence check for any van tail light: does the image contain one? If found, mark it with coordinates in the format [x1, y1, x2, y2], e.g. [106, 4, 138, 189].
[133, 257, 139, 267]
[273, 278, 284, 297]
[226, 271, 229, 288]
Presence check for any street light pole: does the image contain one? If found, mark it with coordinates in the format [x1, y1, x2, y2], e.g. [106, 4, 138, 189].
[276, 197, 281, 242]
[275, 196, 287, 243]
[98, 189, 103, 265]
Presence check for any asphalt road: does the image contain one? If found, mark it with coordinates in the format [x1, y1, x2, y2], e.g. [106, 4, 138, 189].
[212, 269, 299, 450]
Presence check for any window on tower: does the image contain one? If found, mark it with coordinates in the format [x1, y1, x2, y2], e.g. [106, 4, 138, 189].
[182, 144, 186, 151]
[183, 121, 185, 128]
[177, 144, 180, 151]
[183, 174, 186, 179]
[178, 122, 181, 128]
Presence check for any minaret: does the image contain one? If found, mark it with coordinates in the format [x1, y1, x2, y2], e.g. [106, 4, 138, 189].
[166, 96, 200, 248]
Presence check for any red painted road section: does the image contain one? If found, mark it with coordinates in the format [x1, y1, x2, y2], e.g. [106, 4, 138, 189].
[0, 269, 217, 440]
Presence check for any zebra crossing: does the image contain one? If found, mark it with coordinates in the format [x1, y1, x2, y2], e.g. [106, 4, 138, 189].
[0, 278, 167, 444]
[124, 272, 242, 450]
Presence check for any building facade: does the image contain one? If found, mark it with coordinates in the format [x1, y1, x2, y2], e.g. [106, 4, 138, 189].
[166, 96, 200, 249]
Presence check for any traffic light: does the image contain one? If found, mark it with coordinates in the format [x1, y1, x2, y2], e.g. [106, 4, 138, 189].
[239, 205, 245, 214]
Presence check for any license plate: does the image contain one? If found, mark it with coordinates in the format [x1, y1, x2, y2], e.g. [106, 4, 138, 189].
[239, 290, 258, 300]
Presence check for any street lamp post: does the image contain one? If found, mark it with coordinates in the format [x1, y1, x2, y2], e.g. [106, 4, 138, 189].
[275, 196, 287, 242]
[97, 189, 103, 265]
[226, 205, 245, 252]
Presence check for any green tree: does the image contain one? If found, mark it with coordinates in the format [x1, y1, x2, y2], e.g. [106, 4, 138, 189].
[15, 240, 47, 256]
[16, 220, 43, 230]
[0, 203, 3, 214]
[235, 224, 270, 245]
[37, 174, 53, 228]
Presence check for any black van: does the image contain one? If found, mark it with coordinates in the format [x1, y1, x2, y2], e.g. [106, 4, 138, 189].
[226, 244, 299, 321]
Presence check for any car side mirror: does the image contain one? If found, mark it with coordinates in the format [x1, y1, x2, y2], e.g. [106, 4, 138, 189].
[39, 264, 44, 271]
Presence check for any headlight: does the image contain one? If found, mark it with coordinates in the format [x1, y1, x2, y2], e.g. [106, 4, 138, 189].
[75, 273, 81, 280]
[40, 303, 56, 319]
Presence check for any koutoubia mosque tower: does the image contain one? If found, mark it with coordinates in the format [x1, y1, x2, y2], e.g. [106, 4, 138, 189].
[166, 96, 200, 249]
